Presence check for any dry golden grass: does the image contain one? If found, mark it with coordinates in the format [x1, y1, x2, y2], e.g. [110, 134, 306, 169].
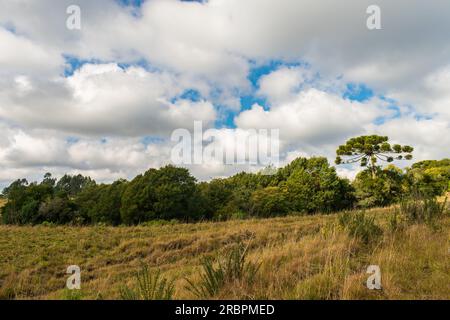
[0, 206, 449, 300]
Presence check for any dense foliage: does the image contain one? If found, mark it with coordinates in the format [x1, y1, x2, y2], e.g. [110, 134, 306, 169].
[1, 156, 448, 225]
[120, 166, 200, 224]
[407, 159, 450, 196]
[353, 165, 406, 208]
[352, 160, 450, 208]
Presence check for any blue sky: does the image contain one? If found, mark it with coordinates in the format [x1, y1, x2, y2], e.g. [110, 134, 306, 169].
[116, 0, 145, 8]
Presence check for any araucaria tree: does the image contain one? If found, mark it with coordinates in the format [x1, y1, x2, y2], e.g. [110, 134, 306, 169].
[335, 135, 413, 178]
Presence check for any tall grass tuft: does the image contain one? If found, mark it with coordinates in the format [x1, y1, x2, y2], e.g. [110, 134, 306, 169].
[186, 241, 260, 298]
[388, 210, 406, 233]
[338, 211, 383, 244]
[119, 265, 175, 300]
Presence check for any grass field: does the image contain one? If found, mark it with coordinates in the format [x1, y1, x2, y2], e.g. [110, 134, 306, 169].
[0, 205, 449, 300]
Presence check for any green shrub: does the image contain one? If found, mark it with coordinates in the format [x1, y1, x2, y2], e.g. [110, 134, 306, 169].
[388, 210, 406, 233]
[230, 211, 249, 220]
[283, 157, 355, 214]
[186, 256, 224, 298]
[61, 288, 84, 300]
[338, 211, 383, 244]
[249, 187, 290, 218]
[400, 193, 447, 227]
[120, 165, 200, 224]
[186, 242, 260, 298]
[407, 159, 450, 197]
[139, 219, 179, 227]
[119, 266, 175, 300]
[353, 166, 405, 208]
[40, 221, 56, 227]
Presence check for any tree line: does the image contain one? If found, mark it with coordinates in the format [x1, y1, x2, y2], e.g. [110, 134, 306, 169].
[1, 137, 449, 226]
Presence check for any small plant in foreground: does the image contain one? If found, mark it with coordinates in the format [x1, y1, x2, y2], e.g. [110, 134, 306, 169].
[119, 265, 175, 300]
[338, 211, 383, 244]
[186, 241, 260, 298]
[61, 288, 84, 300]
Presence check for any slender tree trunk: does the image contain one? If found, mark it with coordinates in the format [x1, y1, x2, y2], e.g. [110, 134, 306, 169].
[370, 156, 376, 179]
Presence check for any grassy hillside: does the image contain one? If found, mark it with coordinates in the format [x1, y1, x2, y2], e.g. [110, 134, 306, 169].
[0, 204, 448, 300]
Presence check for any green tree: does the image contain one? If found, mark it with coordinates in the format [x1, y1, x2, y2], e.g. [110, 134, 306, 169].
[283, 157, 355, 214]
[75, 184, 106, 224]
[42, 173, 56, 187]
[38, 196, 77, 224]
[353, 165, 406, 208]
[406, 159, 450, 196]
[249, 186, 289, 217]
[197, 179, 234, 219]
[208, 170, 275, 219]
[335, 135, 413, 178]
[120, 165, 199, 224]
[94, 180, 127, 225]
[1, 176, 56, 224]
[120, 173, 154, 224]
[55, 174, 96, 197]
[75, 180, 128, 225]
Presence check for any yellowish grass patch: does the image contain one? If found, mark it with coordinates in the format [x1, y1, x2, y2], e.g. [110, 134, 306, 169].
[0, 208, 448, 300]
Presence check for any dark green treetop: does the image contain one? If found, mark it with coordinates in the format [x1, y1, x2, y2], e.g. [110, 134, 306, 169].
[335, 135, 413, 178]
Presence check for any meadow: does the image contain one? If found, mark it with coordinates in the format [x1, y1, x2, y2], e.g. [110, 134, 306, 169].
[0, 202, 448, 300]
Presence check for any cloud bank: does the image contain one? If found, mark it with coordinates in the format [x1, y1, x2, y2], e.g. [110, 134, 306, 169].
[0, 0, 449, 188]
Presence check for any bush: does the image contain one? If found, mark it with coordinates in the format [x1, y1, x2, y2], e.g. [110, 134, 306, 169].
[186, 242, 260, 298]
[120, 165, 200, 224]
[407, 159, 450, 196]
[120, 266, 175, 300]
[38, 197, 78, 224]
[230, 211, 249, 220]
[400, 193, 448, 227]
[338, 211, 383, 244]
[77, 180, 127, 225]
[139, 219, 179, 227]
[284, 157, 355, 214]
[40, 221, 57, 227]
[353, 165, 405, 208]
[55, 174, 96, 197]
[1, 179, 53, 225]
[61, 288, 84, 300]
[197, 179, 234, 219]
[249, 187, 290, 217]
[388, 210, 406, 233]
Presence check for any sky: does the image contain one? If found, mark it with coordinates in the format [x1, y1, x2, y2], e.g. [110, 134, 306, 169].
[0, 0, 449, 189]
